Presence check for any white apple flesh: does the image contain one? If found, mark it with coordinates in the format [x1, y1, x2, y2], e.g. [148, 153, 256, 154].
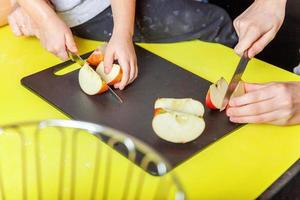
[206, 77, 245, 110]
[154, 98, 204, 117]
[96, 62, 122, 85]
[152, 110, 205, 143]
[78, 64, 108, 95]
[152, 98, 205, 143]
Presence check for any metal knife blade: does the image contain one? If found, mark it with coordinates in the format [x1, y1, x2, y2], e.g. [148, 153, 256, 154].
[68, 50, 124, 103]
[220, 51, 250, 111]
[68, 51, 85, 66]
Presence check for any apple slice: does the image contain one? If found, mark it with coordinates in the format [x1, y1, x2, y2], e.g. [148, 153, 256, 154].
[96, 62, 123, 85]
[154, 98, 204, 117]
[87, 48, 104, 67]
[205, 77, 245, 110]
[78, 63, 108, 95]
[152, 109, 205, 143]
[205, 77, 228, 110]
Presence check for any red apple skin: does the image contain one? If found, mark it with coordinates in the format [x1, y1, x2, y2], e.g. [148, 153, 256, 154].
[98, 81, 109, 94]
[154, 108, 163, 116]
[205, 91, 217, 110]
[87, 52, 104, 67]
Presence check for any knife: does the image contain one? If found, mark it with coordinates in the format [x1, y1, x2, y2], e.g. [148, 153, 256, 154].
[67, 51, 123, 103]
[220, 51, 250, 111]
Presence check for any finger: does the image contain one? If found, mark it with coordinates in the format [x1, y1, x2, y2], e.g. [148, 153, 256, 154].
[8, 16, 22, 36]
[233, 18, 241, 37]
[248, 29, 276, 58]
[65, 32, 78, 53]
[21, 18, 32, 36]
[56, 49, 69, 61]
[116, 59, 130, 90]
[244, 82, 270, 92]
[227, 98, 279, 117]
[103, 50, 114, 74]
[128, 59, 136, 84]
[134, 60, 138, 80]
[234, 25, 270, 57]
[14, 10, 27, 36]
[229, 85, 275, 107]
[229, 109, 285, 124]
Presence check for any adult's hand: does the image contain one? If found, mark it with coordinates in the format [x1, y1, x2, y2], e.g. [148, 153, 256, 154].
[8, 5, 39, 37]
[227, 82, 300, 126]
[233, 0, 286, 58]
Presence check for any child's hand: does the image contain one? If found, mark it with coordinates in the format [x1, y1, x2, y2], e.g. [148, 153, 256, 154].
[104, 32, 138, 90]
[38, 16, 77, 60]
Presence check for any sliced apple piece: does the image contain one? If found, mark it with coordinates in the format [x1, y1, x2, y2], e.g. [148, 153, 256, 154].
[205, 77, 246, 110]
[154, 98, 204, 117]
[78, 63, 108, 95]
[96, 62, 123, 85]
[152, 109, 205, 143]
[87, 48, 104, 67]
[205, 77, 228, 110]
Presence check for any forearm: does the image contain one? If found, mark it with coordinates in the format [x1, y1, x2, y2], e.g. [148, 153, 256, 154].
[111, 0, 136, 37]
[0, 0, 12, 26]
[16, 0, 57, 27]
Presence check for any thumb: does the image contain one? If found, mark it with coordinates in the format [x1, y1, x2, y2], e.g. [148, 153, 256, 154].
[65, 32, 78, 53]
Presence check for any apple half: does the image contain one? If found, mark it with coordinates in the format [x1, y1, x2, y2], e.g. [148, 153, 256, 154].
[78, 63, 108, 95]
[96, 62, 123, 85]
[154, 98, 204, 117]
[152, 98, 205, 143]
[205, 78, 245, 110]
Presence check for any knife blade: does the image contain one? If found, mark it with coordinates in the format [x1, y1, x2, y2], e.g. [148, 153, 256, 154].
[67, 50, 123, 103]
[68, 51, 85, 66]
[220, 51, 250, 111]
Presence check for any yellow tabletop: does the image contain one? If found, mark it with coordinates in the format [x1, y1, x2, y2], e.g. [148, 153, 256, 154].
[1, 25, 300, 199]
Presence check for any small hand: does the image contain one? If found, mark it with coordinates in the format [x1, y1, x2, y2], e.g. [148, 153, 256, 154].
[233, 0, 286, 58]
[227, 82, 300, 125]
[104, 32, 138, 90]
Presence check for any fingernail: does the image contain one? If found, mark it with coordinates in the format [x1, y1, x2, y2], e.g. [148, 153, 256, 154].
[226, 109, 231, 116]
[229, 117, 236, 122]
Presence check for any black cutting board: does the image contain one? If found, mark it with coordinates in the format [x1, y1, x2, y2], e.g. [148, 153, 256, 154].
[21, 45, 242, 169]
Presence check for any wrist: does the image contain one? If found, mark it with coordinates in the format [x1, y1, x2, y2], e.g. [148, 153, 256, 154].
[255, 0, 287, 6]
[112, 28, 133, 40]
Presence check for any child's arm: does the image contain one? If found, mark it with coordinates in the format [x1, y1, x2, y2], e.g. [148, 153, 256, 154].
[0, 0, 12, 26]
[104, 0, 137, 90]
[15, 0, 77, 60]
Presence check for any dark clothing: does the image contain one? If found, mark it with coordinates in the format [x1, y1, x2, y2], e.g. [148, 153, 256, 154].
[72, 0, 238, 47]
[211, 0, 300, 71]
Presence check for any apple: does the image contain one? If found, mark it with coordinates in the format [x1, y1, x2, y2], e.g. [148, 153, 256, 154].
[154, 98, 204, 117]
[78, 63, 108, 95]
[152, 109, 205, 143]
[96, 62, 123, 85]
[87, 48, 104, 67]
[152, 98, 205, 143]
[205, 77, 245, 110]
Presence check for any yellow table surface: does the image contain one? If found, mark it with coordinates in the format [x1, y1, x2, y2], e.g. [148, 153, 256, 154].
[1, 25, 300, 199]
